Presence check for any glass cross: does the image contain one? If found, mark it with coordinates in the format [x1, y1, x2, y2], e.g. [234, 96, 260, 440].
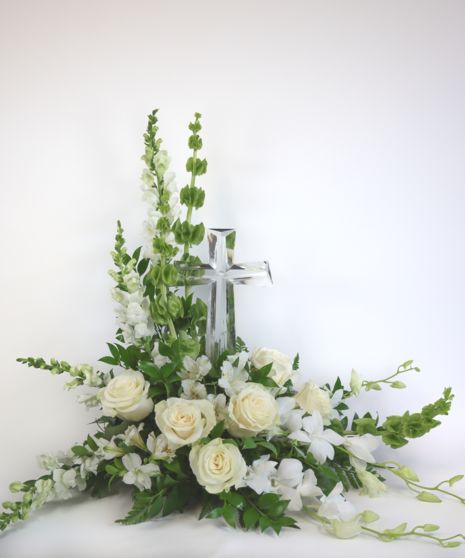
[178, 228, 272, 362]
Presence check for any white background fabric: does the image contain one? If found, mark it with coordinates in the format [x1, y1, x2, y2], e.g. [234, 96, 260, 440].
[0, 1, 464, 556]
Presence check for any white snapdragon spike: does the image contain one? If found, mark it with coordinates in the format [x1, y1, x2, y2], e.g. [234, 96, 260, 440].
[275, 459, 323, 511]
[288, 411, 344, 464]
[152, 342, 171, 367]
[37, 454, 60, 471]
[141, 155, 181, 262]
[344, 434, 380, 464]
[122, 453, 160, 491]
[52, 468, 85, 500]
[181, 379, 208, 400]
[55, 450, 76, 468]
[64, 364, 110, 390]
[241, 455, 278, 494]
[32, 479, 54, 510]
[113, 279, 154, 345]
[77, 455, 100, 477]
[180, 355, 212, 380]
[218, 352, 249, 396]
[146, 433, 178, 461]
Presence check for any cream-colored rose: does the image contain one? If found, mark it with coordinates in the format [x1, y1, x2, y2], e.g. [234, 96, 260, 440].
[189, 438, 247, 494]
[251, 347, 293, 386]
[154, 398, 216, 447]
[99, 370, 153, 422]
[228, 383, 279, 437]
[295, 382, 332, 418]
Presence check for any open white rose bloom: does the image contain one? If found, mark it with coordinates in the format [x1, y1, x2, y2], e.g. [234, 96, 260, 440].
[3, 110, 464, 549]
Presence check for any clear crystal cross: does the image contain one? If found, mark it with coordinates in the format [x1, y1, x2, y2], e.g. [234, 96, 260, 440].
[178, 228, 272, 362]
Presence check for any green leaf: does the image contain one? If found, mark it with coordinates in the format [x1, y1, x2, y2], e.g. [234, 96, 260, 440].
[222, 505, 237, 528]
[243, 437, 257, 449]
[163, 486, 189, 516]
[99, 356, 119, 366]
[86, 435, 98, 452]
[256, 441, 278, 458]
[107, 343, 120, 360]
[139, 362, 161, 380]
[199, 495, 222, 520]
[117, 492, 165, 525]
[292, 353, 300, 371]
[71, 445, 93, 457]
[243, 507, 260, 529]
[209, 420, 225, 439]
[257, 493, 280, 511]
[222, 491, 243, 508]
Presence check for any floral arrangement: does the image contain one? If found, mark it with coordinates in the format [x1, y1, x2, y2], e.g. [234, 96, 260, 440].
[2, 110, 464, 548]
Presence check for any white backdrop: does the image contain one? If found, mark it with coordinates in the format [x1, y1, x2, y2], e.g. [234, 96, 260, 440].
[1, 1, 464, 557]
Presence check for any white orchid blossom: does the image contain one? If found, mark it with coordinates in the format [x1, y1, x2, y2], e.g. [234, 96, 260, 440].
[344, 434, 380, 464]
[289, 411, 344, 464]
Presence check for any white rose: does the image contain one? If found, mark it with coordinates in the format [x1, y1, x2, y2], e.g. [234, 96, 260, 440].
[189, 438, 247, 494]
[154, 398, 216, 447]
[251, 347, 293, 386]
[99, 370, 153, 422]
[295, 382, 332, 418]
[228, 383, 279, 437]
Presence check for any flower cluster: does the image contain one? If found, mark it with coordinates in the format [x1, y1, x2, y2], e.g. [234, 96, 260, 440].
[3, 112, 464, 549]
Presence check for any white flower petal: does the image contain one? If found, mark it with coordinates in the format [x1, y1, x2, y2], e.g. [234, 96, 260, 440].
[276, 458, 303, 488]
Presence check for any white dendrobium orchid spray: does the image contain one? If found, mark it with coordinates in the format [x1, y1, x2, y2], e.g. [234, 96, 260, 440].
[280, 398, 305, 430]
[52, 469, 85, 500]
[317, 482, 362, 539]
[274, 459, 323, 511]
[344, 433, 380, 464]
[288, 411, 344, 464]
[241, 456, 322, 511]
[122, 454, 160, 491]
[5, 111, 463, 548]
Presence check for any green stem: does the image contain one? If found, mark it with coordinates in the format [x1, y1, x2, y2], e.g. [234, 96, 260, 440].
[160, 254, 177, 340]
[183, 148, 197, 259]
[362, 525, 465, 546]
[362, 366, 416, 388]
[374, 463, 465, 504]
